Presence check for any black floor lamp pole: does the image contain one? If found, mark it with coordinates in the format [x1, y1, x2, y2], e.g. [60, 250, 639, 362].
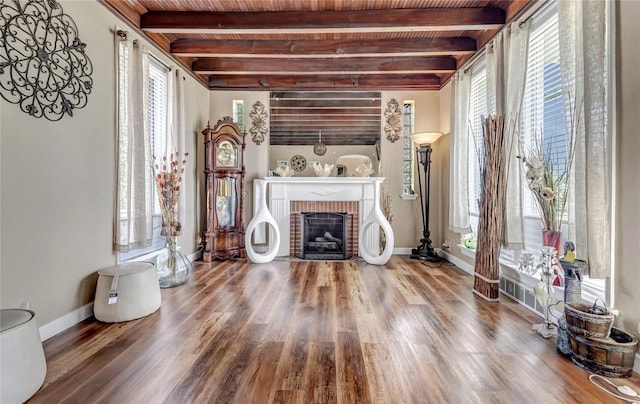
[411, 142, 441, 262]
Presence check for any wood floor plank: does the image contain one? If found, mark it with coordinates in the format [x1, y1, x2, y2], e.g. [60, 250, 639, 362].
[30, 257, 640, 403]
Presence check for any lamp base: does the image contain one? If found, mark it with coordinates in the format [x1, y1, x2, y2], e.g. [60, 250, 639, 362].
[532, 322, 557, 339]
[410, 248, 442, 262]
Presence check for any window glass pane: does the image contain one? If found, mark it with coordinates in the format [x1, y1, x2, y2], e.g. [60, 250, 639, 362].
[402, 101, 415, 194]
[233, 100, 245, 131]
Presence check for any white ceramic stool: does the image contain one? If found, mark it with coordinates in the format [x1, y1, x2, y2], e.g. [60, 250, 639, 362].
[0, 309, 47, 403]
[93, 262, 161, 323]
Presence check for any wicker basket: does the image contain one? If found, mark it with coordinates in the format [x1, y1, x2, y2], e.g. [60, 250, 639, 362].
[568, 327, 639, 378]
[565, 301, 614, 339]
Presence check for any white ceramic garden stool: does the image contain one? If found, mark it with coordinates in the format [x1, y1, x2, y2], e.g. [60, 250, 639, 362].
[0, 309, 47, 403]
[93, 262, 161, 323]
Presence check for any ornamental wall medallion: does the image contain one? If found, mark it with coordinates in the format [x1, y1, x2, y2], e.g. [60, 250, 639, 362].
[0, 0, 94, 121]
[384, 98, 402, 143]
[249, 100, 268, 145]
[290, 154, 307, 172]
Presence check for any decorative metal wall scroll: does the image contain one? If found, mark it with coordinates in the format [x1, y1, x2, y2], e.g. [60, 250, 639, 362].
[249, 100, 268, 145]
[0, 0, 94, 121]
[384, 98, 402, 143]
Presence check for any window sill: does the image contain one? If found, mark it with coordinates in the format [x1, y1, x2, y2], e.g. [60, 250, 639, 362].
[458, 244, 598, 305]
[400, 194, 418, 200]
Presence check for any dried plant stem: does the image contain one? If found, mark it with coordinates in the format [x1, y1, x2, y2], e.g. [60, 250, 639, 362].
[473, 115, 512, 301]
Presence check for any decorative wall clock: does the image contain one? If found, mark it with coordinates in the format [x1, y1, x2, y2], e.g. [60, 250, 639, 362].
[0, 0, 94, 121]
[249, 100, 268, 145]
[290, 154, 307, 172]
[384, 98, 402, 143]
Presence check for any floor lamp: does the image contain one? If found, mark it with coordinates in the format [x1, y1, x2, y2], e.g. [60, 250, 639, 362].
[409, 132, 443, 262]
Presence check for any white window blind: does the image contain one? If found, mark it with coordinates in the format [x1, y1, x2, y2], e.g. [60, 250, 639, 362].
[402, 101, 415, 194]
[148, 57, 169, 215]
[468, 62, 487, 215]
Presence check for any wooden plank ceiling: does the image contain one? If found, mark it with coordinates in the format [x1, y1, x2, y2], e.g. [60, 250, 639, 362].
[101, 0, 532, 91]
[101, 0, 531, 145]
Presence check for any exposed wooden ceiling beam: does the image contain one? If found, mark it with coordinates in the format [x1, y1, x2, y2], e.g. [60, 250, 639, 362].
[141, 8, 505, 34]
[270, 91, 380, 99]
[171, 37, 476, 58]
[193, 56, 456, 75]
[207, 74, 441, 90]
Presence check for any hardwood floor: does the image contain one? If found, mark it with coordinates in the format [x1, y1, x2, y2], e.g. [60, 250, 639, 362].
[30, 256, 639, 403]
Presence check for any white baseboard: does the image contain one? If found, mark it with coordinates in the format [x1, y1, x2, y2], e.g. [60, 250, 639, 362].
[188, 248, 202, 262]
[392, 248, 413, 255]
[39, 250, 202, 342]
[39, 302, 94, 342]
[635, 353, 640, 375]
[439, 250, 474, 275]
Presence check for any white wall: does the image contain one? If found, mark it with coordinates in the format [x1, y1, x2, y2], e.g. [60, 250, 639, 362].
[209, 92, 270, 225]
[381, 91, 442, 250]
[614, 0, 640, 337]
[211, 91, 441, 250]
[0, 0, 209, 327]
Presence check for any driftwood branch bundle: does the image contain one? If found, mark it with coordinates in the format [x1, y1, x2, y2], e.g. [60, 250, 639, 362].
[473, 115, 512, 301]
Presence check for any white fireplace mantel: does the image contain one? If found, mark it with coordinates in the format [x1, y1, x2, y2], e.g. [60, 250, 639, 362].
[259, 176, 392, 263]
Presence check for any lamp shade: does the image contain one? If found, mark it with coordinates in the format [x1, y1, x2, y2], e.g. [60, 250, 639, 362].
[409, 131, 443, 146]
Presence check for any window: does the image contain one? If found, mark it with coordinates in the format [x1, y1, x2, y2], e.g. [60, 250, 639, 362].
[402, 101, 415, 195]
[519, 2, 605, 300]
[468, 62, 487, 215]
[233, 100, 245, 132]
[461, 0, 607, 301]
[118, 55, 170, 262]
[520, 4, 564, 219]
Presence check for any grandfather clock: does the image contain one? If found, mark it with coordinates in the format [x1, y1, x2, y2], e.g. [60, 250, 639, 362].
[202, 117, 246, 261]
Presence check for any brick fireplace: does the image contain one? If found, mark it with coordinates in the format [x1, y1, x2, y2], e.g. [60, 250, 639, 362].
[261, 177, 385, 259]
[289, 201, 359, 259]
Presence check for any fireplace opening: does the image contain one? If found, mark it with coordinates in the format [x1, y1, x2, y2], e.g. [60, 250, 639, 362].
[301, 212, 348, 260]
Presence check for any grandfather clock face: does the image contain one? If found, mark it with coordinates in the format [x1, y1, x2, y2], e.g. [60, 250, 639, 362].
[216, 140, 237, 167]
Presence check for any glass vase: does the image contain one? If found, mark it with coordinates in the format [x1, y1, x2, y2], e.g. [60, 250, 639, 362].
[156, 238, 192, 288]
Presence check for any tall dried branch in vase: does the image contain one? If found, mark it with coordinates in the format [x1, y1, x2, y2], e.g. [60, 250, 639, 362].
[153, 151, 191, 288]
[154, 151, 189, 242]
